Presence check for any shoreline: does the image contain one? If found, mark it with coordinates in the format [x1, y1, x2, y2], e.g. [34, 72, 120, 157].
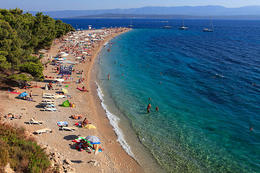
[84, 28, 145, 172]
[0, 28, 143, 173]
[91, 34, 164, 173]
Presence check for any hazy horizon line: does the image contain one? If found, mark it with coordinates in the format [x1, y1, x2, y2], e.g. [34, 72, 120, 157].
[9, 5, 260, 12]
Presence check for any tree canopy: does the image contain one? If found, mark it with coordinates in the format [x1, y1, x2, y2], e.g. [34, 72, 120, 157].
[0, 8, 74, 85]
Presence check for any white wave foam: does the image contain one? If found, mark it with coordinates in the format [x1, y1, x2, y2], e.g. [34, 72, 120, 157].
[95, 81, 135, 158]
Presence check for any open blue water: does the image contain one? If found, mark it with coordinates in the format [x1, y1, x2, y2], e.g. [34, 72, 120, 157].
[63, 19, 260, 173]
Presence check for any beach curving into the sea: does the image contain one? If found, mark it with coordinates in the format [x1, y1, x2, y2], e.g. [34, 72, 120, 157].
[0, 28, 143, 173]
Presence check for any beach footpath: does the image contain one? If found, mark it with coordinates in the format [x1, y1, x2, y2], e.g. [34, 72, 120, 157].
[0, 28, 143, 173]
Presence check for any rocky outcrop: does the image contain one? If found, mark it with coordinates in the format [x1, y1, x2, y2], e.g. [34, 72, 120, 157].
[4, 163, 14, 173]
[41, 144, 76, 173]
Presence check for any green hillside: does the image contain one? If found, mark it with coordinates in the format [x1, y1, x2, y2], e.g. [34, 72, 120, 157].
[0, 9, 74, 85]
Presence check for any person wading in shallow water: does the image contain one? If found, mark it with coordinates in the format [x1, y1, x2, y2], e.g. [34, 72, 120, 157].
[107, 73, 110, 80]
[147, 103, 152, 113]
[155, 106, 159, 112]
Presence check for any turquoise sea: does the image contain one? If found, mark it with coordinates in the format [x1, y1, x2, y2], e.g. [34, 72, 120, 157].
[63, 19, 260, 173]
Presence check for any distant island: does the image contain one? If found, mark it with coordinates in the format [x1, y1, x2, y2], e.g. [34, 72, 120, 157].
[28, 5, 260, 19]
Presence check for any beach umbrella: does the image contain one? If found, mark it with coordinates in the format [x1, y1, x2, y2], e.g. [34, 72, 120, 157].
[57, 121, 68, 127]
[18, 92, 28, 98]
[85, 136, 100, 144]
[85, 124, 96, 130]
[62, 88, 68, 94]
[54, 78, 64, 82]
[61, 100, 70, 107]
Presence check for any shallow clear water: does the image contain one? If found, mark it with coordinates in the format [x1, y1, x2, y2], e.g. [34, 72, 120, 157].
[63, 19, 260, 173]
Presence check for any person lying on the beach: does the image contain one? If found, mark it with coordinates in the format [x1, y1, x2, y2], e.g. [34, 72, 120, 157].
[4, 113, 22, 120]
[71, 114, 83, 119]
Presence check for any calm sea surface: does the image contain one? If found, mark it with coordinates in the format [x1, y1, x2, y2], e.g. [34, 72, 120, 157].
[62, 19, 260, 173]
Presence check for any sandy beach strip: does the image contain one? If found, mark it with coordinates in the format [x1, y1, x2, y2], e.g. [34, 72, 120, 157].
[0, 28, 144, 173]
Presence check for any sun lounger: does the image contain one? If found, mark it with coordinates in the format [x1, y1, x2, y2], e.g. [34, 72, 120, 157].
[54, 95, 66, 99]
[34, 128, 52, 135]
[25, 118, 43, 125]
[41, 105, 57, 111]
[59, 126, 76, 131]
[41, 107, 57, 111]
[42, 99, 55, 102]
[42, 95, 55, 99]
[41, 100, 55, 104]
[43, 93, 55, 96]
[40, 102, 56, 108]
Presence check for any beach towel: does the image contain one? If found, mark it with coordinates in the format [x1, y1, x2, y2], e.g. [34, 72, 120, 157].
[8, 91, 21, 94]
[85, 124, 96, 130]
[77, 87, 88, 92]
[62, 88, 68, 94]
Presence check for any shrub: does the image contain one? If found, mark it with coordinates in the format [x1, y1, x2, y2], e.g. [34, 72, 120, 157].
[0, 122, 50, 172]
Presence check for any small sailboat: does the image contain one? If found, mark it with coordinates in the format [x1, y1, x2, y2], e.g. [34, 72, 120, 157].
[203, 20, 214, 32]
[128, 19, 134, 28]
[162, 25, 172, 29]
[179, 20, 188, 30]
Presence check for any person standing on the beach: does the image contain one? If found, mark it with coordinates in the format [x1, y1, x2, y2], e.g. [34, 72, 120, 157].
[147, 103, 152, 113]
[29, 90, 32, 98]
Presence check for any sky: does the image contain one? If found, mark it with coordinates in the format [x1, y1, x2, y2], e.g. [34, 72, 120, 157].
[1, 0, 260, 11]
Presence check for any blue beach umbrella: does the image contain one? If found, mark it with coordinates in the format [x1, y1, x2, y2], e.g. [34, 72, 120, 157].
[18, 92, 28, 98]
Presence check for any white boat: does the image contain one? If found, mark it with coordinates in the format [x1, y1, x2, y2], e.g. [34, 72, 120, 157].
[203, 28, 213, 32]
[128, 19, 134, 28]
[162, 26, 172, 29]
[179, 20, 188, 30]
[203, 20, 214, 32]
[179, 26, 188, 30]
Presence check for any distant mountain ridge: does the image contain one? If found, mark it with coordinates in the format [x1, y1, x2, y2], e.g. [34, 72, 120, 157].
[29, 5, 260, 18]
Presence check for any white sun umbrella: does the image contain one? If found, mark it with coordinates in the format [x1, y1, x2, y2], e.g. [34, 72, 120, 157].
[61, 53, 69, 57]
[54, 78, 64, 82]
[86, 136, 101, 144]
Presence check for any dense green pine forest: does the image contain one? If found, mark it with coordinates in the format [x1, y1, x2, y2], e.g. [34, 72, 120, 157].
[0, 8, 74, 85]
